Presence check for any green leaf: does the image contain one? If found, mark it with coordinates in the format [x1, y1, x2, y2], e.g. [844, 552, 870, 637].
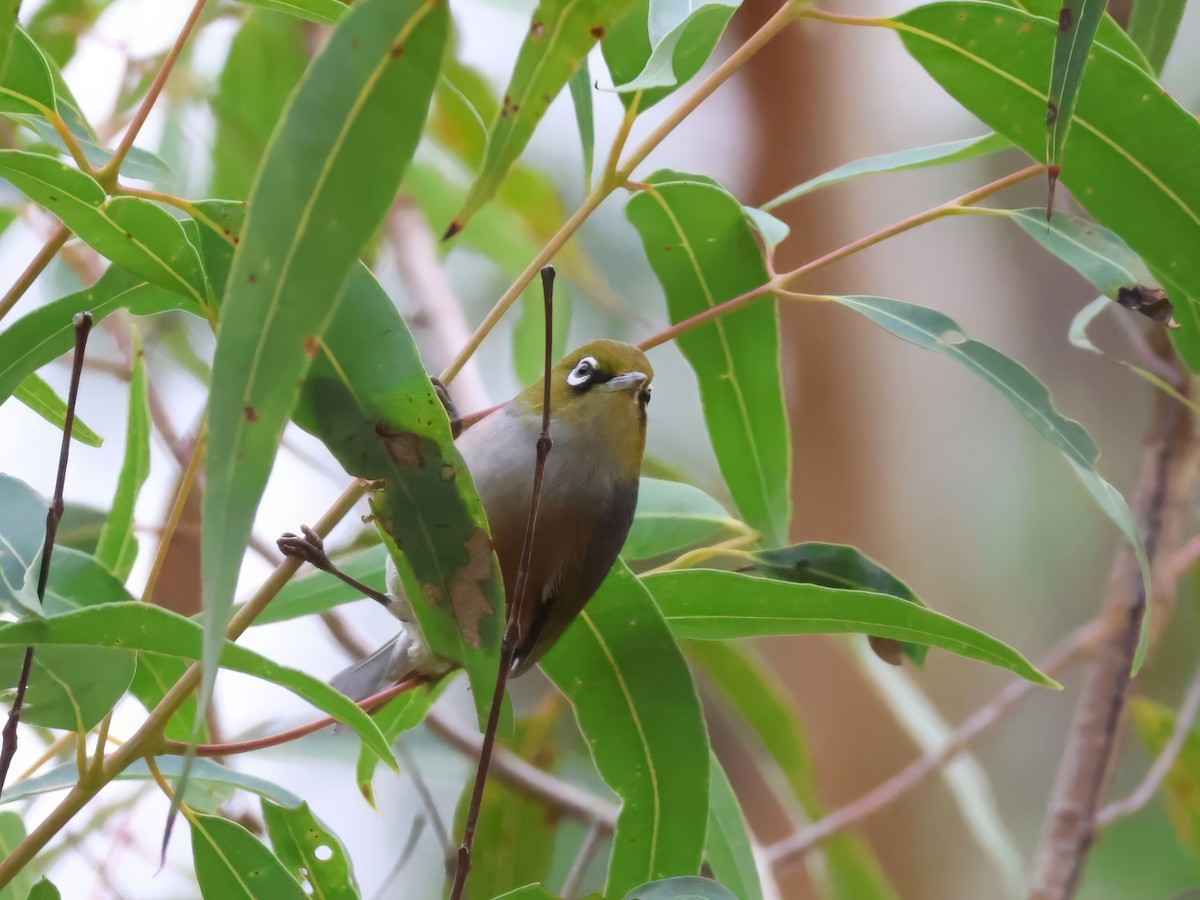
[0, 265, 196, 408]
[255, 546, 386, 626]
[753, 542, 929, 665]
[541, 562, 709, 897]
[41, 545, 135, 615]
[292, 265, 502, 727]
[1130, 697, 1200, 854]
[25, 877, 59, 900]
[203, 0, 448, 744]
[685, 641, 895, 899]
[705, 754, 763, 900]
[762, 132, 1011, 211]
[0, 812, 32, 900]
[191, 813, 306, 900]
[210, 9, 309, 200]
[0, 151, 206, 304]
[568, 58, 595, 191]
[447, 0, 637, 235]
[94, 339, 150, 581]
[741, 205, 789, 248]
[0, 604, 397, 765]
[0, 473, 49, 617]
[0, 643, 134, 731]
[604, 0, 738, 108]
[647, 570, 1056, 687]
[622, 876, 737, 900]
[262, 801, 360, 900]
[827, 293, 1151, 670]
[627, 172, 791, 545]
[355, 676, 453, 806]
[1045, 0, 1106, 188]
[129, 654, 205, 743]
[0, 28, 55, 116]
[239, 0, 349, 25]
[0, 0, 19, 82]
[624, 477, 741, 560]
[1128, 0, 1187, 74]
[892, 2, 1200, 371]
[13, 372, 104, 447]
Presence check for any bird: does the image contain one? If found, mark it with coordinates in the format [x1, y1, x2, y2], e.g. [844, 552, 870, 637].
[314, 339, 654, 701]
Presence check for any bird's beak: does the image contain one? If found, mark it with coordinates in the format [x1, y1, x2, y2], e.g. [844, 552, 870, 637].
[600, 371, 649, 393]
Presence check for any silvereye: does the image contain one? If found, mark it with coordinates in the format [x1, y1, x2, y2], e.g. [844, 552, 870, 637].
[330, 339, 654, 700]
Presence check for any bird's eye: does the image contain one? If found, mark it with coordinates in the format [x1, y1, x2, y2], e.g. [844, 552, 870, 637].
[567, 356, 598, 387]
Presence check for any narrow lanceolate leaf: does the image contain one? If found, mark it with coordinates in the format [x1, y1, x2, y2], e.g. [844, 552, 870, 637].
[0, 604, 397, 766]
[705, 754, 763, 900]
[1002, 0, 1150, 73]
[1127, 0, 1187, 74]
[291, 265, 502, 726]
[239, 0, 349, 26]
[763, 133, 1011, 211]
[0, 266, 192, 408]
[603, 0, 739, 110]
[191, 814, 306, 900]
[0, 151, 207, 304]
[623, 477, 742, 561]
[569, 56, 595, 191]
[542, 563, 710, 897]
[94, 340, 150, 581]
[203, 0, 448, 744]
[1044, 0, 1107, 211]
[25, 878, 58, 900]
[446, 0, 638, 236]
[627, 172, 791, 545]
[892, 2, 1200, 370]
[262, 801, 360, 900]
[828, 293, 1152, 669]
[0, 643, 134, 730]
[0, 27, 56, 115]
[1129, 697, 1200, 855]
[647, 570, 1056, 687]
[0, 0, 20, 83]
[13, 373, 104, 447]
[685, 641, 896, 899]
[355, 677, 453, 805]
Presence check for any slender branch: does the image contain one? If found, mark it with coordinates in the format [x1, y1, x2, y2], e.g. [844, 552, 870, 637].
[560, 821, 605, 898]
[160, 679, 422, 758]
[1031, 352, 1200, 900]
[426, 710, 618, 827]
[0, 225, 70, 324]
[46, 112, 95, 174]
[448, 267, 557, 900]
[0, 479, 370, 889]
[0, 313, 93, 797]
[766, 621, 1100, 869]
[395, 742, 452, 856]
[1097, 661, 1200, 827]
[96, 0, 209, 186]
[117, 187, 235, 247]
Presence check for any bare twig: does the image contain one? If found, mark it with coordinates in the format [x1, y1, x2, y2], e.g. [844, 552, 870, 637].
[1031, 352, 1200, 900]
[395, 742, 452, 857]
[560, 821, 605, 898]
[448, 267, 557, 900]
[1097, 661, 1200, 827]
[0, 313, 93, 796]
[0, 226, 70, 323]
[766, 621, 1099, 869]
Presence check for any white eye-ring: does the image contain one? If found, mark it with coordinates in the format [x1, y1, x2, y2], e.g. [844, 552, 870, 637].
[567, 356, 598, 387]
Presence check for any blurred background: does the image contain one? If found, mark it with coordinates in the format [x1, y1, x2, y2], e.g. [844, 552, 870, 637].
[1, 0, 1200, 896]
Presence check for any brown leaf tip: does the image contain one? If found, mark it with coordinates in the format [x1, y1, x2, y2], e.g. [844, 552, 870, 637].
[443, 220, 462, 240]
[1117, 285, 1179, 329]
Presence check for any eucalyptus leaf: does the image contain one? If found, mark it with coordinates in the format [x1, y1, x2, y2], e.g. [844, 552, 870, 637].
[705, 755, 763, 900]
[0, 644, 134, 731]
[0, 812, 32, 900]
[263, 801, 360, 899]
[623, 876, 738, 900]
[13, 372, 104, 447]
[624, 478, 741, 560]
[1127, 0, 1187, 73]
[191, 814, 306, 900]
[1045, 0, 1107, 195]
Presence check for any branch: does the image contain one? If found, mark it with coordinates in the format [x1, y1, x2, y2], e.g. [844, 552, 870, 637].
[765, 621, 1099, 869]
[1031, 348, 1200, 900]
[1097, 660, 1200, 828]
[0, 313, 93, 796]
[0, 225, 70, 323]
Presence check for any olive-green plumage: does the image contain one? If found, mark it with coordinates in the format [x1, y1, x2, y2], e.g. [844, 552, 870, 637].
[332, 340, 653, 699]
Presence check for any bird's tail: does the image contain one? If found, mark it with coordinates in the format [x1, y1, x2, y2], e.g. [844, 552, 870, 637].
[330, 639, 409, 703]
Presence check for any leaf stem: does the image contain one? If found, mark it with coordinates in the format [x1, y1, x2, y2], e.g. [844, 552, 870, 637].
[46, 112, 97, 174]
[95, 0, 209, 188]
[0, 225, 71, 324]
[117, 187, 235, 246]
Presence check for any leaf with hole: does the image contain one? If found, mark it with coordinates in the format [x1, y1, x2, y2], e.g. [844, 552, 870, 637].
[263, 801, 360, 900]
[203, 0, 448, 748]
[623, 477, 742, 560]
[627, 172, 791, 545]
[13, 372, 103, 447]
[828, 293, 1151, 669]
[541, 562, 709, 897]
[191, 814, 306, 900]
[893, 2, 1200, 370]
[647, 570, 1056, 687]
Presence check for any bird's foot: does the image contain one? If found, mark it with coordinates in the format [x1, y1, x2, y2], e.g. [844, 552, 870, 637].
[277, 525, 393, 609]
[431, 377, 462, 439]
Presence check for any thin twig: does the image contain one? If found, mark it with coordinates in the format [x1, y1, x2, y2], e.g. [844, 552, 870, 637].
[560, 821, 605, 898]
[448, 267, 557, 900]
[395, 742, 452, 857]
[1031, 348, 1200, 900]
[0, 225, 70, 324]
[0, 313, 93, 796]
[766, 621, 1100, 869]
[1097, 661, 1200, 827]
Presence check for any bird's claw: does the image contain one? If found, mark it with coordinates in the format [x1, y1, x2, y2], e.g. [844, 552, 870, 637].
[277, 525, 332, 572]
